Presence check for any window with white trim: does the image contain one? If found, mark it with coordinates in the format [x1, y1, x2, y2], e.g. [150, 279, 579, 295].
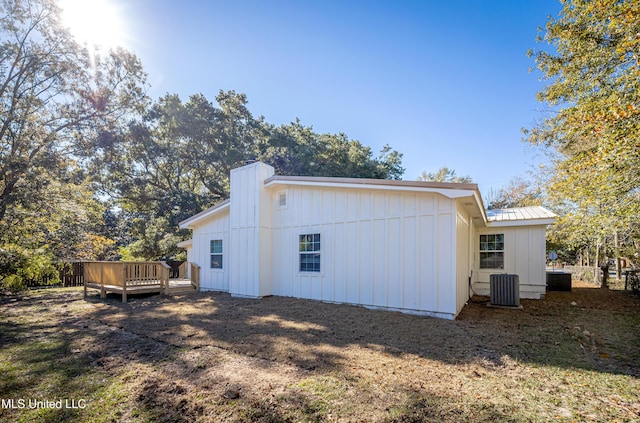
[278, 191, 287, 207]
[210, 239, 223, 269]
[479, 234, 504, 269]
[299, 233, 320, 272]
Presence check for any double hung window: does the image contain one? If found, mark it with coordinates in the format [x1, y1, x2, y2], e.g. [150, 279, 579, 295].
[210, 239, 223, 269]
[479, 234, 504, 269]
[299, 234, 320, 272]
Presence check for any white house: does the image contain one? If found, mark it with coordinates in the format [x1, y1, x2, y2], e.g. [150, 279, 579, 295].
[179, 161, 555, 319]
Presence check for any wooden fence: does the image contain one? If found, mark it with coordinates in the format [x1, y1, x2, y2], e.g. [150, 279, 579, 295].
[27, 261, 85, 287]
[558, 266, 601, 284]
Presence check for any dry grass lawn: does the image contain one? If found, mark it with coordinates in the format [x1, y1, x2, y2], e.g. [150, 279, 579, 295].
[1, 281, 639, 422]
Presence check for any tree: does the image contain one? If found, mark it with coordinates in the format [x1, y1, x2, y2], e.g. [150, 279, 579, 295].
[94, 91, 262, 259]
[526, 0, 640, 268]
[0, 0, 147, 288]
[258, 119, 404, 180]
[417, 166, 472, 183]
[0, 0, 147, 223]
[485, 176, 543, 210]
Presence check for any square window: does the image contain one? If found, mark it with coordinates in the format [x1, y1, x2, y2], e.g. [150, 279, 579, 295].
[210, 239, 222, 254]
[211, 254, 223, 269]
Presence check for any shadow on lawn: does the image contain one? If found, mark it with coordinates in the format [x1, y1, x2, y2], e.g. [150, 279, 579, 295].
[3, 286, 640, 422]
[84, 286, 640, 378]
[0, 297, 108, 422]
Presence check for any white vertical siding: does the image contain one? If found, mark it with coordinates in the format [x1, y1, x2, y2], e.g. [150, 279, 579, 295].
[473, 225, 548, 299]
[372, 219, 387, 306]
[455, 202, 472, 315]
[387, 217, 402, 308]
[418, 214, 436, 311]
[402, 216, 418, 310]
[229, 162, 275, 298]
[436, 212, 455, 314]
[270, 186, 459, 318]
[191, 211, 230, 291]
[333, 222, 347, 303]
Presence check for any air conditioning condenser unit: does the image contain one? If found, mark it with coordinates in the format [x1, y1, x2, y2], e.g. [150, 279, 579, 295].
[489, 274, 522, 308]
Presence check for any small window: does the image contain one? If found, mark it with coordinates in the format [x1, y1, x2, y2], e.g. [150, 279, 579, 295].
[299, 233, 320, 272]
[278, 192, 287, 207]
[210, 239, 223, 269]
[479, 234, 504, 269]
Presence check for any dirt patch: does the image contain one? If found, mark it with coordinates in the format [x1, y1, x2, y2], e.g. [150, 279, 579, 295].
[1, 283, 639, 422]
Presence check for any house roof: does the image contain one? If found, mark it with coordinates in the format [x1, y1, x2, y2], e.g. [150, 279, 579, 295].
[486, 206, 556, 227]
[178, 164, 556, 230]
[176, 239, 192, 248]
[178, 199, 230, 229]
[265, 174, 489, 223]
[264, 174, 485, 201]
[264, 175, 478, 193]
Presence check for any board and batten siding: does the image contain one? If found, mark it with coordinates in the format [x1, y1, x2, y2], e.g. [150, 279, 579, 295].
[455, 201, 473, 314]
[191, 210, 230, 292]
[228, 163, 275, 298]
[473, 225, 547, 299]
[269, 186, 459, 319]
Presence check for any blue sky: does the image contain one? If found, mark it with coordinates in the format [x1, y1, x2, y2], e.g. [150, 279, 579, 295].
[112, 0, 562, 194]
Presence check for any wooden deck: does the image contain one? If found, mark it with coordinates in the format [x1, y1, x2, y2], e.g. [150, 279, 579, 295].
[83, 261, 201, 302]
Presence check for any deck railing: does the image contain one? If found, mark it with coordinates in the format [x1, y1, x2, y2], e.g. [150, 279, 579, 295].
[84, 261, 171, 301]
[190, 262, 200, 291]
[178, 261, 188, 279]
[84, 261, 201, 301]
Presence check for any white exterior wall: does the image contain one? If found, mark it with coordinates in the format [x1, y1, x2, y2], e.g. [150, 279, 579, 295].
[455, 202, 473, 314]
[191, 211, 230, 291]
[269, 186, 459, 319]
[182, 162, 552, 319]
[229, 162, 275, 297]
[473, 225, 547, 299]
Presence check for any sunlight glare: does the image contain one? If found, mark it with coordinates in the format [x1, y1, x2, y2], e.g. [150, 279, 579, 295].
[59, 0, 127, 50]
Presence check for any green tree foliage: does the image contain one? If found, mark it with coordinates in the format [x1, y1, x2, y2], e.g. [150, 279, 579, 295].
[0, 0, 404, 268]
[0, 0, 147, 289]
[100, 91, 404, 260]
[526, 0, 640, 265]
[0, 244, 58, 291]
[417, 166, 472, 183]
[485, 177, 543, 210]
[259, 119, 404, 180]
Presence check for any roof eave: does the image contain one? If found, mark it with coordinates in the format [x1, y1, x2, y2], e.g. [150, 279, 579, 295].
[178, 199, 230, 229]
[264, 176, 479, 200]
[487, 218, 556, 228]
[176, 239, 193, 248]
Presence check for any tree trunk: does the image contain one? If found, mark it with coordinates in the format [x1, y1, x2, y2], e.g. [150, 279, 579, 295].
[594, 244, 600, 283]
[615, 230, 622, 282]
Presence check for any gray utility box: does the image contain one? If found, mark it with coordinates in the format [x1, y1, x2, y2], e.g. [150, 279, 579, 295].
[546, 272, 571, 291]
[490, 274, 520, 307]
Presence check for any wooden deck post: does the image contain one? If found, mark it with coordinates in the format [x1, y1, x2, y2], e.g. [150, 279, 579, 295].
[190, 262, 201, 291]
[100, 262, 106, 299]
[160, 262, 171, 295]
[122, 263, 127, 302]
[83, 260, 87, 298]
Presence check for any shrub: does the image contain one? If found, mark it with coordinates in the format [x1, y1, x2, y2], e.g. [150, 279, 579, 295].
[0, 245, 59, 292]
